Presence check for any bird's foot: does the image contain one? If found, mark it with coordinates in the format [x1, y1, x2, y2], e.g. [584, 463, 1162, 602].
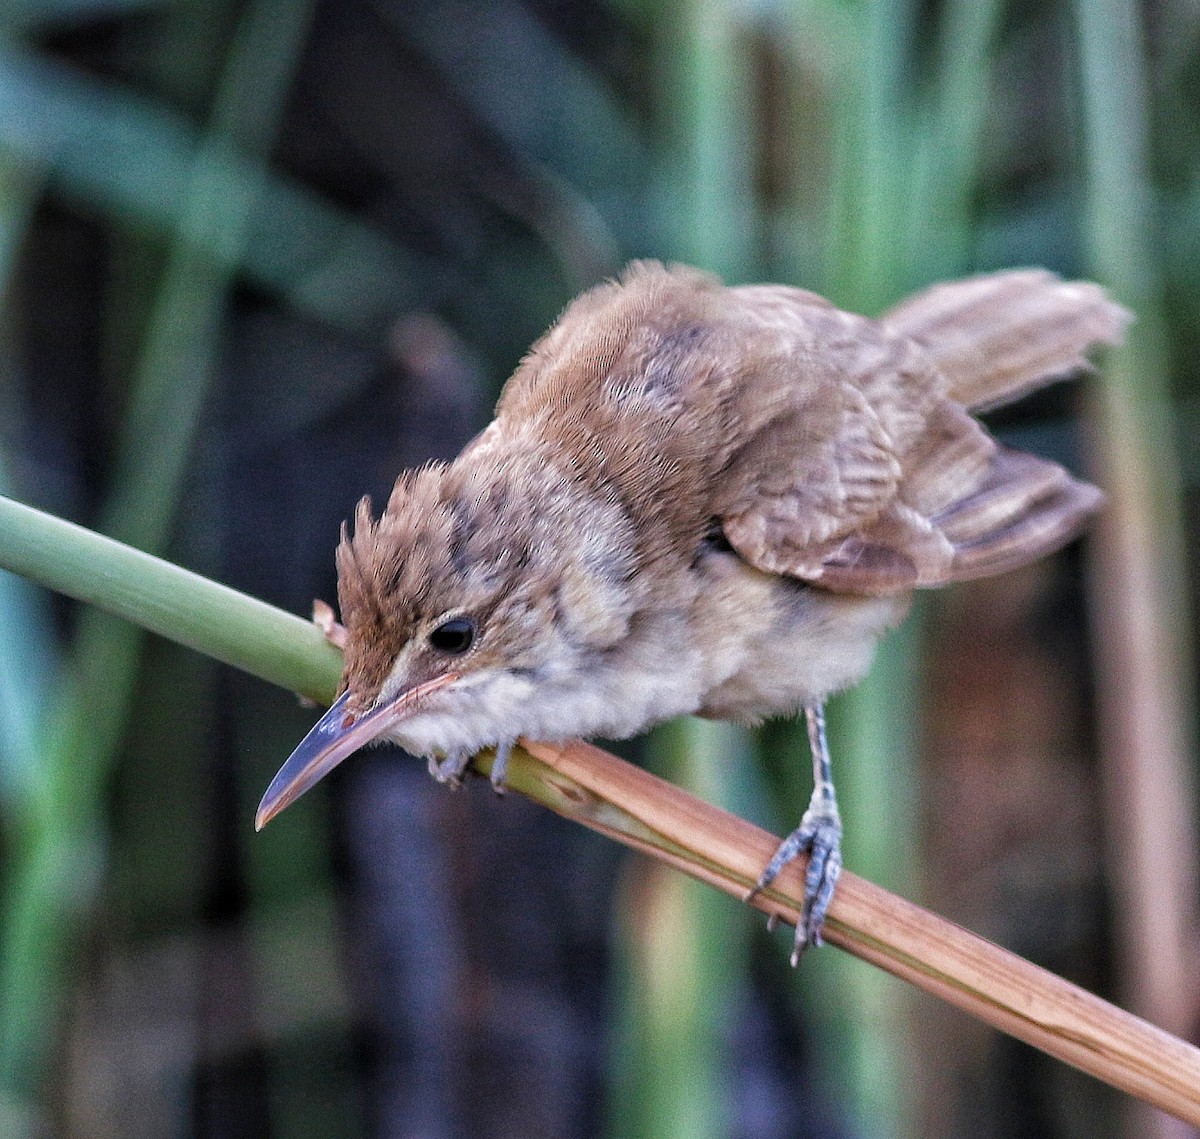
[425, 741, 514, 793]
[312, 599, 347, 649]
[427, 748, 471, 789]
[748, 802, 842, 965]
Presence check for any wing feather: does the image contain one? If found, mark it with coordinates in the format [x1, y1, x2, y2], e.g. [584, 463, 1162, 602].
[485, 263, 1116, 598]
[716, 272, 1116, 594]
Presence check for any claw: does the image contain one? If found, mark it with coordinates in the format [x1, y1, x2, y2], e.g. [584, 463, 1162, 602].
[797, 816, 842, 960]
[752, 806, 842, 963]
[428, 748, 471, 788]
[748, 703, 844, 964]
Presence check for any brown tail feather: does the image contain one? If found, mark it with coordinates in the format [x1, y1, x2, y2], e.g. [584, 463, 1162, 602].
[871, 270, 1119, 586]
[882, 269, 1130, 412]
[934, 447, 1105, 582]
[812, 271, 1120, 594]
[946, 479, 1105, 581]
[816, 447, 1103, 592]
[934, 447, 1069, 544]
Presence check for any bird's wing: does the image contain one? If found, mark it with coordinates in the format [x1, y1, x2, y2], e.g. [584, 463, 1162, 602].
[485, 264, 1112, 597]
[717, 280, 1107, 595]
[715, 289, 970, 592]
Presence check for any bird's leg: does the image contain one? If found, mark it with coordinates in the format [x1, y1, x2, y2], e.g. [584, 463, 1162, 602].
[428, 747, 471, 789]
[749, 703, 843, 964]
[490, 740, 513, 793]
[426, 741, 513, 793]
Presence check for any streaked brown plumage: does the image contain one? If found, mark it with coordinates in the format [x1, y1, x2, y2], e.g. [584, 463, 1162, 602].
[258, 261, 1127, 960]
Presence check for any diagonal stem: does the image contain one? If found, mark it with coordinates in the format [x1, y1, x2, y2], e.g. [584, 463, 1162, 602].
[1, 493, 1199, 1126]
[502, 738, 1200, 1129]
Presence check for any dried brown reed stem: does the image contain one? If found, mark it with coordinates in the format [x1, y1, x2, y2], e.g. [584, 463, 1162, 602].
[479, 737, 1200, 1128]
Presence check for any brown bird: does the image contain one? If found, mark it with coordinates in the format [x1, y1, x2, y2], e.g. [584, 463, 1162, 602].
[256, 262, 1127, 961]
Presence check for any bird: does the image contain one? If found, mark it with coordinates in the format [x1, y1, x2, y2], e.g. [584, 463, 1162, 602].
[255, 261, 1127, 962]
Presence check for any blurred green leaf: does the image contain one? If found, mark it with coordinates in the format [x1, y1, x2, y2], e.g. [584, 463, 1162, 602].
[382, 0, 647, 247]
[0, 0, 320, 1119]
[2, 0, 169, 34]
[0, 44, 428, 333]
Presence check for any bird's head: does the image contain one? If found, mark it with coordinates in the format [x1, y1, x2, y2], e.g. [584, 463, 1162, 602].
[255, 453, 638, 828]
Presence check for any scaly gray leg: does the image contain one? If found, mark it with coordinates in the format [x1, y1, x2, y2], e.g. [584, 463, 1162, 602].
[749, 704, 843, 964]
[490, 740, 513, 792]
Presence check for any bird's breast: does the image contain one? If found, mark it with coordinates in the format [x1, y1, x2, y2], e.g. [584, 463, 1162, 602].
[546, 552, 911, 737]
[683, 556, 911, 723]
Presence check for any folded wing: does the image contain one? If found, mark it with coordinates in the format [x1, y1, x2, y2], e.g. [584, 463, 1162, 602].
[720, 271, 1127, 594]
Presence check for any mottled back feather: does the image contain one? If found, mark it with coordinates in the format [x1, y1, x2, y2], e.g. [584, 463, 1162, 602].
[342, 262, 1126, 645]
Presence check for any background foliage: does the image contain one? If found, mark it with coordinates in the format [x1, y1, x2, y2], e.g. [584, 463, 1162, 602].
[0, 1, 1196, 1137]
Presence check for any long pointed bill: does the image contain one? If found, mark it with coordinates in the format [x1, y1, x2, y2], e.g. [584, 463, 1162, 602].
[255, 673, 458, 831]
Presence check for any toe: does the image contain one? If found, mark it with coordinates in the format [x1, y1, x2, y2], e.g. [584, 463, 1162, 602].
[798, 824, 842, 954]
[751, 811, 843, 964]
[431, 748, 471, 788]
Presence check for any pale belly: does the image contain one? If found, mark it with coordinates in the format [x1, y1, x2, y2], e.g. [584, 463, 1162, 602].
[569, 554, 910, 735]
[688, 558, 911, 723]
[383, 553, 910, 758]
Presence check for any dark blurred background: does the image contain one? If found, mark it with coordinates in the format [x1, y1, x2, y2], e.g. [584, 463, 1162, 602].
[0, 1, 1197, 1136]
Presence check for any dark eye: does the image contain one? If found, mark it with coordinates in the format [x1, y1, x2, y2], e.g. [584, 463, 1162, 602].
[429, 616, 476, 655]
